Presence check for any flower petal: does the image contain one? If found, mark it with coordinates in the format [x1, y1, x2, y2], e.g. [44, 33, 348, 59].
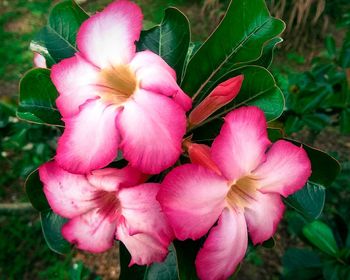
[39, 161, 97, 219]
[157, 164, 228, 240]
[118, 90, 186, 174]
[130, 50, 192, 111]
[62, 208, 116, 253]
[77, 0, 143, 68]
[87, 166, 148, 192]
[119, 183, 173, 244]
[116, 221, 169, 266]
[253, 140, 312, 197]
[56, 100, 120, 174]
[51, 54, 100, 118]
[195, 208, 248, 280]
[189, 75, 244, 126]
[211, 106, 271, 181]
[244, 191, 285, 245]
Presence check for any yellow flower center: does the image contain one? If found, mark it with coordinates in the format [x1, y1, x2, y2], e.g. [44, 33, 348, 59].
[98, 65, 137, 105]
[226, 175, 259, 209]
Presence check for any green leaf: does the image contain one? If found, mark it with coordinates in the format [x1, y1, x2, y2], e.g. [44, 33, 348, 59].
[303, 220, 339, 257]
[302, 113, 331, 132]
[30, 0, 89, 65]
[181, 0, 285, 99]
[325, 36, 337, 59]
[137, 8, 190, 81]
[245, 37, 283, 69]
[284, 182, 325, 221]
[340, 108, 350, 134]
[119, 242, 146, 280]
[340, 29, 350, 69]
[17, 68, 62, 126]
[25, 169, 50, 212]
[282, 248, 322, 280]
[174, 240, 201, 280]
[41, 210, 71, 254]
[144, 244, 178, 280]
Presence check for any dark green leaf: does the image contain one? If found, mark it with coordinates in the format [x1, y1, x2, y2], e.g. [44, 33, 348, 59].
[25, 169, 50, 212]
[137, 8, 190, 81]
[174, 240, 201, 280]
[325, 36, 337, 59]
[303, 220, 339, 256]
[282, 248, 322, 280]
[17, 68, 62, 126]
[181, 0, 285, 98]
[267, 127, 284, 142]
[284, 182, 325, 221]
[119, 242, 146, 280]
[340, 29, 350, 68]
[30, 0, 89, 65]
[0, 102, 15, 128]
[41, 210, 71, 254]
[340, 108, 350, 134]
[302, 113, 331, 132]
[144, 244, 178, 280]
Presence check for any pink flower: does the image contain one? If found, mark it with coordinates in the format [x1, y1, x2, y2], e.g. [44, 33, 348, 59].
[51, 0, 192, 174]
[157, 106, 311, 280]
[39, 161, 174, 265]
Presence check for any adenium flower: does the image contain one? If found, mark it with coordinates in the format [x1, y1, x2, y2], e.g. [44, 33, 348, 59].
[51, 0, 191, 174]
[157, 106, 311, 280]
[39, 161, 174, 265]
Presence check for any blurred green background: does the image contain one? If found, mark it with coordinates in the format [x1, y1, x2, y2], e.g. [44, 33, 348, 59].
[1, 0, 350, 279]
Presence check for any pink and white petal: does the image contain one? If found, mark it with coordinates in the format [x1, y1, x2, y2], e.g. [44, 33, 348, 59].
[195, 208, 248, 280]
[62, 209, 116, 253]
[56, 100, 120, 174]
[211, 106, 271, 181]
[51, 54, 100, 117]
[244, 191, 285, 245]
[157, 164, 228, 240]
[130, 51, 192, 111]
[39, 161, 97, 219]
[87, 166, 148, 192]
[253, 140, 312, 197]
[119, 183, 173, 244]
[77, 0, 143, 68]
[116, 221, 169, 266]
[117, 90, 186, 174]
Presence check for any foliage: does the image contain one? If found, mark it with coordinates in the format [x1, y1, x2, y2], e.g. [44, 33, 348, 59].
[276, 32, 350, 136]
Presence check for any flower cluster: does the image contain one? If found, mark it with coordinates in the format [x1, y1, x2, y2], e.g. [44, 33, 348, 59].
[38, 0, 312, 278]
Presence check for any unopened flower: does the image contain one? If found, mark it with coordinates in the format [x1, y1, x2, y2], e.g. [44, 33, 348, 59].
[39, 161, 173, 265]
[33, 52, 47, 68]
[158, 106, 311, 280]
[51, 0, 191, 174]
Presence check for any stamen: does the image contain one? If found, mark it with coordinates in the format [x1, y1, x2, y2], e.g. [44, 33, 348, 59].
[226, 175, 259, 209]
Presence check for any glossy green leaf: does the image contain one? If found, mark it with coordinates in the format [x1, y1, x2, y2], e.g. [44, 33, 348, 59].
[137, 8, 190, 81]
[174, 240, 201, 280]
[17, 68, 62, 126]
[245, 37, 283, 69]
[30, 0, 89, 65]
[144, 244, 178, 280]
[25, 169, 50, 212]
[303, 220, 339, 257]
[41, 210, 71, 254]
[284, 182, 325, 221]
[181, 0, 285, 98]
[282, 248, 322, 280]
[119, 242, 146, 280]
